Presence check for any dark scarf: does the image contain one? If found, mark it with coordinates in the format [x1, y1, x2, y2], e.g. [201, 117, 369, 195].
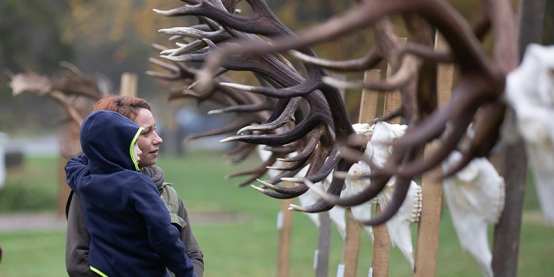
[142, 165, 165, 193]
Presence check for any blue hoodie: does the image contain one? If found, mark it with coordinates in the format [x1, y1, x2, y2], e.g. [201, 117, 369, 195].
[65, 110, 195, 277]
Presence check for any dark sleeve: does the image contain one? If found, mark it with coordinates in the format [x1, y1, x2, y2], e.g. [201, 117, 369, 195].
[64, 154, 89, 191]
[178, 198, 204, 277]
[65, 193, 97, 277]
[130, 175, 195, 277]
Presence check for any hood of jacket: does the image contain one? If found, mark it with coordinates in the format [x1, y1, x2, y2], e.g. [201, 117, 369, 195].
[80, 110, 143, 172]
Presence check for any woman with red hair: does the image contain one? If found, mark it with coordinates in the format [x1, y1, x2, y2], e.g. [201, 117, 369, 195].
[65, 95, 204, 277]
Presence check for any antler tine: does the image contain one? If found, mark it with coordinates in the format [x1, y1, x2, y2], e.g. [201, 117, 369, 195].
[59, 61, 86, 77]
[236, 97, 300, 134]
[306, 171, 391, 208]
[288, 47, 382, 72]
[53, 71, 103, 100]
[322, 54, 419, 91]
[161, 39, 215, 58]
[251, 184, 308, 199]
[278, 127, 322, 163]
[255, 171, 310, 196]
[222, 89, 335, 149]
[147, 57, 197, 81]
[46, 91, 85, 126]
[288, 159, 353, 213]
[371, 94, 475, 178]
[223, 142, 257, 160]
[154, 0, 293, 38]
[266, 153, 311, 172]
[208, 98, 274, 114]
[484, 0, 518, 72]
[220, 120, 319, 146]
[286, 16, 403, 73]
[224, 152, 279, 186]
[184, 111, 266, 143]
[158, 26, 228, 41]
[439, 102, 505, 179]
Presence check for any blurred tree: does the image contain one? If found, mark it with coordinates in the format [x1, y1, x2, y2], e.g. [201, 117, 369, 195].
[0, 0, 73, 132]
[1, 0, 549, 134]
[62, 0, 195, 98]
[0, 0, 191, 133]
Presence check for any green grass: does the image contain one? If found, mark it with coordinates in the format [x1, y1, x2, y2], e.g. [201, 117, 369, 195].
[0, 157, 58, 212]
[0, 231, 66, 277]
[1, 151, 553, 276]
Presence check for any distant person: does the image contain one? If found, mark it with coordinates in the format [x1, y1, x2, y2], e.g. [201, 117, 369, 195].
[66, 110, 195, 277]
[65, 96, 204, 277]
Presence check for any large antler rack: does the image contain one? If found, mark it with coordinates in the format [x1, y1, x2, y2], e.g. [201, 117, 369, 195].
[151, 0, 357, 214]
[150, 0, 517, 225]
[6, 62, 106, 126]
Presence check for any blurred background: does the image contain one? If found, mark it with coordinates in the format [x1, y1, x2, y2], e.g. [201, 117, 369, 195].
[1, 0, 554, 150]
[0, 0, 358, 137]
[1, 0, 554, 276]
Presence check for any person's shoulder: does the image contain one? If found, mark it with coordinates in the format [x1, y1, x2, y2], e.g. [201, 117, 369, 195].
[132, 170, 155, 183]
[125, 171, 158, 197]
[119, 170, 154, 186]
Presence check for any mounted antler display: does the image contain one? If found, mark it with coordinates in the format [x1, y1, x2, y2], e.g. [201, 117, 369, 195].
[150, 0, 517, 225]
[6, 62, 106, 126]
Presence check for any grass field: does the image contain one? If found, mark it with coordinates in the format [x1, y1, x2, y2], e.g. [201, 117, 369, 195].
[1, 150, 553, 276]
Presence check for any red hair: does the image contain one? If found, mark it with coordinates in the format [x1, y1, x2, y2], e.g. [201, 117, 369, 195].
[93, 95, 152, 121]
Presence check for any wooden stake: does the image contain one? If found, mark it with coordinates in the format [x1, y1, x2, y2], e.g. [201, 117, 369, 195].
[492, 0, 543, 274]
[277, 182, 293, 277]
[341, 209, 362, 277]
[414, 32, 454, 277]
[339, 69, 381, 277]
[358, 70, 381, 123]
[120, 73, 138, 97]
[371, 205, 391, 277]
[414, 142, 443, 277]
[57, 99, 91, 217]
[315, 212, 331, 277]
[371, 55, 411, 276]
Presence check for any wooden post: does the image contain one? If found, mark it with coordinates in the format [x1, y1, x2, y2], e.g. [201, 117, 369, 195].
[341, 209, 362, 277]
[492, 0, 544, 274]
[414, 32, 454, 277]
[340, 69, 380, 277]
[57, 98, 93, 217]
[371, 205, 391, 277]
[57, 121, 81, 217]
[315, 212, 331, 277]
[358, 70, 382, 123]
[120, 73, 138, 96]
[371, 57, 407, 277]
[277, 182, 293, 277]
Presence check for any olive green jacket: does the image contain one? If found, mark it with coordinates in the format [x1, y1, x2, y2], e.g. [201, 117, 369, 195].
[65, 165, 204, 277]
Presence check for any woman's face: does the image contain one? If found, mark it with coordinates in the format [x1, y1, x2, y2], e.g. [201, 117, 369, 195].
[133, 108, 163, 168]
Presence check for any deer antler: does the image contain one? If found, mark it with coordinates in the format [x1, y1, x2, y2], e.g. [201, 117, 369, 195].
[6, 63, 104, 126]
[150, 0, 517, 225]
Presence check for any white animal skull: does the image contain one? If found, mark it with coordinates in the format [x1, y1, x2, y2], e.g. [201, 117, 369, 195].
[442, 150, 505, 277]
[505, 43, 554, 225]
[347, 122, 421, 269]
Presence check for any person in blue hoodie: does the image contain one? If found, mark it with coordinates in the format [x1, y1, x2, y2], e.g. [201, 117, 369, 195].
[65, 110, 195, 277]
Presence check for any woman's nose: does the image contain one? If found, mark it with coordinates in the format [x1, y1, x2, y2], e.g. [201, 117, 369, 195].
[153, 131, 163, 145]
